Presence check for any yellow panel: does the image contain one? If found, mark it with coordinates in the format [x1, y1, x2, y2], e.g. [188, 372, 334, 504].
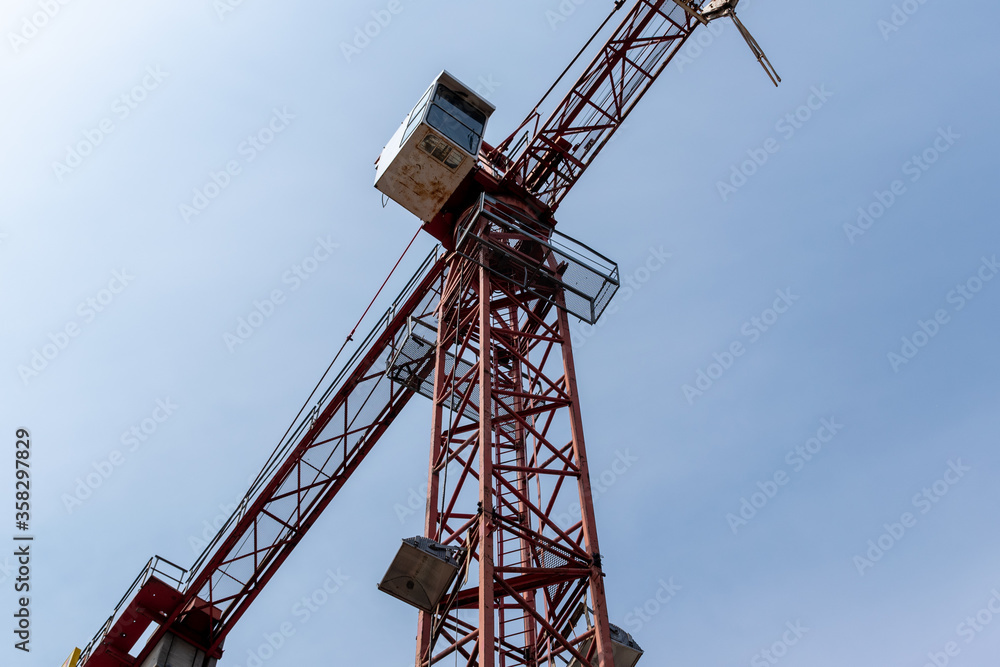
[60, 648, 81, 667]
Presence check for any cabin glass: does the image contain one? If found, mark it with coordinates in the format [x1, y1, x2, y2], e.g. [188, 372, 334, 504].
[401, 86, 434, 146]
[426, 84, 487, 154]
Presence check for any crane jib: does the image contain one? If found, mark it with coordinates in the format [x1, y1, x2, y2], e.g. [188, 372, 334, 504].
[504, 0, 699, 210]
[78, 249, 446, 667]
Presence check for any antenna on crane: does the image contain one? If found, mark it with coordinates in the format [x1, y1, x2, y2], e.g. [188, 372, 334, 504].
[675, 0, 781, 86]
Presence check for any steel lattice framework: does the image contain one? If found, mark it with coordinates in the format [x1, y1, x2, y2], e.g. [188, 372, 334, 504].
[413, 198, 613, 667]
[75, 2, 715, 665]
[498, 0, 697, 211]
[79, 250, 448, 667]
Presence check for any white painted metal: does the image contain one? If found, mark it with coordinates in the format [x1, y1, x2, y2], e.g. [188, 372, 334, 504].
[375, 71, 495, 223]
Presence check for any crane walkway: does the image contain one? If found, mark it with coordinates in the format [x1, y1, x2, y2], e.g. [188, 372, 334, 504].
[77, 246, 447, 667]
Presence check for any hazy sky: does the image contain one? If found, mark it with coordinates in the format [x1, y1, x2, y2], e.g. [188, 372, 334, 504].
[3, 1, 999, 666]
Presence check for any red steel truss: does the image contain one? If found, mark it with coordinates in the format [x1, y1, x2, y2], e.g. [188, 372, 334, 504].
[79, 249, 448, 667]
[414, 199, 613, 667]
[496, 0, 698, 212]
[76, 2, 718, 664]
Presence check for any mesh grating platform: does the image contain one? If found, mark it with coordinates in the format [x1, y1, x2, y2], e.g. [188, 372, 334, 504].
[387, 314, 531, 422]
[386, 315, 438, 399]
[386, 315, 483, 420]
[455, 194, 619, 325]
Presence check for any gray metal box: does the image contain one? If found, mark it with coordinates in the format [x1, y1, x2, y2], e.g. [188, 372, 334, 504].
[377, 536, 462, 613]
[137, 632, 217, 667]
[568, 623, 644, 667]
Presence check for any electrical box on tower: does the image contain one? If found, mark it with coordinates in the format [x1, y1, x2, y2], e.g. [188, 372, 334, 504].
[374, 71, 495, 223]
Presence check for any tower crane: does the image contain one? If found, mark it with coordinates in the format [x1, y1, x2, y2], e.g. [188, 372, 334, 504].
[63, 2, 776, 666]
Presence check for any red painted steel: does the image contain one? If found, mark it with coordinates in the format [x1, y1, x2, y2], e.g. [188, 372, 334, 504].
[414, 200, 614, 666]
[77, 2, 712, 664]
[80, 253, 447, 667]
[495, 0, 698, 212]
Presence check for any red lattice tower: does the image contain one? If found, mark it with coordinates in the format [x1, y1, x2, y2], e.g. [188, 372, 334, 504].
[411, 196, 618, 667]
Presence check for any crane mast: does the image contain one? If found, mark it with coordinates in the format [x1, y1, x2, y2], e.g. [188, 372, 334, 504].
[404, 194, 623, 666]
[66, 1, 773, 665]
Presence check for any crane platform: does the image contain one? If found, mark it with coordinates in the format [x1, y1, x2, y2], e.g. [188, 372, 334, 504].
[79, 557, 220, 667]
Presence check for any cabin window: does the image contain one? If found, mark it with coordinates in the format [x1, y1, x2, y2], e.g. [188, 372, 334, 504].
[419, 132, 465, 170]
[401, 86, 434, 146]
[426, 84, 487, 154]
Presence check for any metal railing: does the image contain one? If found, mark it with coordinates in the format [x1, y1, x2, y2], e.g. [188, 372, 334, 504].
[77, 556, 187, 666]
[454, 194, 620, 324]
[186, 244, 442, 582]
[76, 247, 444, 667]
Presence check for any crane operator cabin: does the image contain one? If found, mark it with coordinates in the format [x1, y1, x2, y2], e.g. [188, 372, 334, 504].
[375, 71, 495, 225]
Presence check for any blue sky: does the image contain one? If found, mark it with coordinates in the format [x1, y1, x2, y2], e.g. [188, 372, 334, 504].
[2, 1, 999, 666]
